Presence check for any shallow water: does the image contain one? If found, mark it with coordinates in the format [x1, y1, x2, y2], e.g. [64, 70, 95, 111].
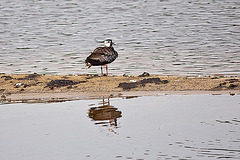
[0, 0, 240, 76]
[0, 95, 240, 160]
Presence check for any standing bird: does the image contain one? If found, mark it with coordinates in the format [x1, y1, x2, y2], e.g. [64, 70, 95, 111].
[85, 39, 118, 76]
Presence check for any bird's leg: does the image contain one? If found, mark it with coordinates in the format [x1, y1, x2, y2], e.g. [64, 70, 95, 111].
[101, 66, 103, 76]
[106, 65, 108, 77]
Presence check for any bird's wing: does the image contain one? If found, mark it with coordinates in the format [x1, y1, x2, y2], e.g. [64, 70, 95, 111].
[86, 47, 106, 63]
[93, 47, 116, 55]
[85, 47, 117, 67]
[87, 52, 105, 63]
[90, 47, 115, 62]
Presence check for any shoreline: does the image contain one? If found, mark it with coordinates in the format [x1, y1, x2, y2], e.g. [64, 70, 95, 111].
[7, 90, 240, 101]
[1, 73, 240, 103]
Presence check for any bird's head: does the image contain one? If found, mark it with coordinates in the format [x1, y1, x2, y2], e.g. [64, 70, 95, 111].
[94, 38, 115, 47]
[104, 39, 114, 47]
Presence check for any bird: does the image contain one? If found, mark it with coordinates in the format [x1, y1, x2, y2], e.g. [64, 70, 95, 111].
[85, 39, 118, 76]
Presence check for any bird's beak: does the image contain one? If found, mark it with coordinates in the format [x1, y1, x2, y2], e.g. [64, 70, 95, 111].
[94, 38, 104, 43]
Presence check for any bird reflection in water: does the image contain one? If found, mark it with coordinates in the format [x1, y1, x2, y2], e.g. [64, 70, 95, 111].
[88, 97, 122, 134]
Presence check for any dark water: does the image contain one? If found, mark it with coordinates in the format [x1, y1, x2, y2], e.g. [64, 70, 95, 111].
[0, 95, 240, 159]
[0, 0, 240, 75]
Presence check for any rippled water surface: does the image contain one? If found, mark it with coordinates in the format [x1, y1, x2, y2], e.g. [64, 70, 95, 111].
[0, 95, 240, 159]
[0, 0, 240, 75]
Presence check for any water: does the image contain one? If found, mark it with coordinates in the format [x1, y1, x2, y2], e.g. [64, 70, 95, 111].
[0, 95, 240, 159]
[0, 0, 240, 76]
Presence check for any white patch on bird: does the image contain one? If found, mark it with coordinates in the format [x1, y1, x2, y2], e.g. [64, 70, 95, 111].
[104, 41, 111, 47]
[86, 62, 92, 66]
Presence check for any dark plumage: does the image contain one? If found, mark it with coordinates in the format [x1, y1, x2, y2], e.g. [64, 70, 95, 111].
[85, 39, 118, 76]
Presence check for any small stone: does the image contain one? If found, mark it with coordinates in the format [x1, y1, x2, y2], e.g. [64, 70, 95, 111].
[138, 72, 150, 77]
[229, 84, 237, 89]
[15, 83, 24, 88]
[0, 89, 5, 92]
[162, 80, 169, 84]
[118, 93, 123, 96]
[1, 94, 6, 99]
[67, 85, 73, 89]
[226, 79, 239, 83]
[1, 75, 13, 80]
[24, 84, 31, 88]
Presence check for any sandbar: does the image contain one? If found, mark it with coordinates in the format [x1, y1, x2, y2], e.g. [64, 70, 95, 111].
[0, 73, 239, 103]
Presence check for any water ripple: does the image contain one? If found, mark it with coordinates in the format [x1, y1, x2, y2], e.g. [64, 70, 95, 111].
[0, 0, 239, 75]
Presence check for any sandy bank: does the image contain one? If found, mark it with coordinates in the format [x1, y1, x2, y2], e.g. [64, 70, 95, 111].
[1, 73, 239, 103]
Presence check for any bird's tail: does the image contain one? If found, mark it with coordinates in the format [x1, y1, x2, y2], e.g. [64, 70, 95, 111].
[85, 59, 92, 68]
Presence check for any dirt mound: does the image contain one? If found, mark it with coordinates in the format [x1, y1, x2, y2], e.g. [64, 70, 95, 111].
[118, 78, 169, 90]
[45, 80, 86, 89]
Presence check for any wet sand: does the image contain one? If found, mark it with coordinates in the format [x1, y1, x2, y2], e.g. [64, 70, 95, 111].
[1, 73, 240, 103]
